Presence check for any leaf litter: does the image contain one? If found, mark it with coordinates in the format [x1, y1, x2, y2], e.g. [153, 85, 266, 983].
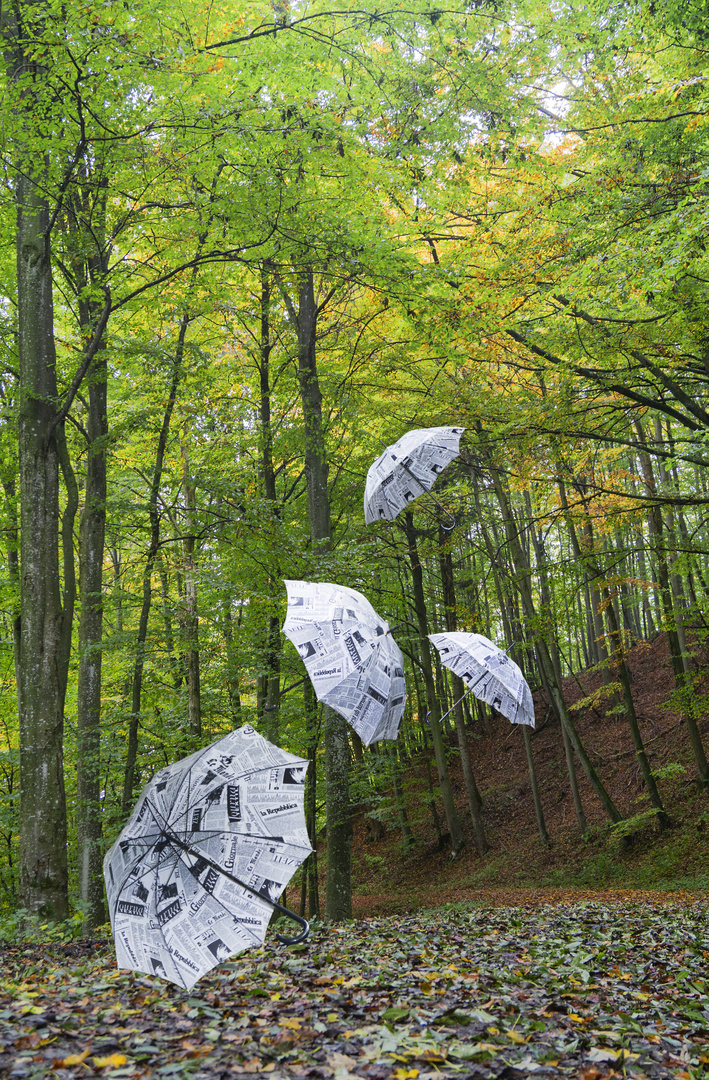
[1, 897, 708, 1080]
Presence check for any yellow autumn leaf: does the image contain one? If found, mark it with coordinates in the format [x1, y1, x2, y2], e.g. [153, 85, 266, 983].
[60, 1049, 91, 1066]
[506, 1030, 526, 1044]
[93, 1053, 128, 1068]
[278, 1017, 302, 1030]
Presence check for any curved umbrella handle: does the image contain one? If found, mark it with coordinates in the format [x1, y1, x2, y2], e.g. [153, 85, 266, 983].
[269, 900, 310, 945]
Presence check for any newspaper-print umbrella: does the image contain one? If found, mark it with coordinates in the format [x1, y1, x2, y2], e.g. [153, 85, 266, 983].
[429, 631, 535, 728]
[103, 724, 312, 989]
[364, 426, 465, 524]
[282, 579, 406, 746]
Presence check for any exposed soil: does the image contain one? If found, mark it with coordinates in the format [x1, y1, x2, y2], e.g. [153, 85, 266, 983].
[344, 631, 709, 916]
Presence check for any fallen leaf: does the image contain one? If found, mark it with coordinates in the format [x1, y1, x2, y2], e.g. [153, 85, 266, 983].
[93, 1053, 128, 1068]
[59, 1048, 91, 1066]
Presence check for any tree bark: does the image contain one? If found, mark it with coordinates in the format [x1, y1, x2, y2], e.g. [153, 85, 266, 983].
[122, 316, 188, 816]
[180, 437, 201, 739]
[14, 162, 69, 917]
[437, 522, 488, 855]
[289, 267, 351, 919]
[76, 353, 108, 928]
[404, 512, 465, 855]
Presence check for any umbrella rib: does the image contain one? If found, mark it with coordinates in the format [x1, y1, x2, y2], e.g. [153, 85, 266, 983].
[152, 847, 189, 990]
[145, 797, 308, 940]
[110, 801, 175, 922]
[175, 828, 313, 854]
[165, 758, 309, 837]
[166, 841, 273, 951]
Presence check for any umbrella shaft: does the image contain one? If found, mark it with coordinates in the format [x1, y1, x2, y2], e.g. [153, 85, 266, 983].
[164, 828, 309, 945]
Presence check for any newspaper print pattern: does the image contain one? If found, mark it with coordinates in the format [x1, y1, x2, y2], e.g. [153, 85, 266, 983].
[429, 631, 535, 729]
[364, 426, 465, 524]
[282, 580, 406, 746]
[103, 724, 312, 990]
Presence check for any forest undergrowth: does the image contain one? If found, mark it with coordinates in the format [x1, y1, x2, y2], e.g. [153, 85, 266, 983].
[348, 631, 709, 913]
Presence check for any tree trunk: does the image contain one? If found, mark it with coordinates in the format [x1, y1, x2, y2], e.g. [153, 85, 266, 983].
[258, 264, 282, 741]
[122, 316, 188, 816]
[633, 423, 709, 784]
[180, 437, 201, 739]
[73, 182, 110, 931]
[482, 450, 622, 823]
[437, 522, 488, 855]
[303, 679, 320, 918]
[76, 352, 108, 929]
[473, 476, 554, 842]
[13, 147, 69, 917]
[404, 512, 465, 855]
[291, 268, 351, 920]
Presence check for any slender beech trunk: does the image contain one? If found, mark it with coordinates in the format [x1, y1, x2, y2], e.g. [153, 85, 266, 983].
[480, 446, 622, 823]
[73, 183, 110, 929]
[121, 317, 188, 816]
[438, 522, 488, 854]
[180, 437, 201, 739]
[160, 567, 183, 690]
[601, 581, 668, 826]
[75, 350, 108, 928]
[285, 268, 351, 919]
[472, 477, 553, 841]
[409, 650, 444, 843]
[303, 679, 320, 918]
[389, 744, 415, 849]
[222, 601, 243, 723]
[258, 264, 282, 740]
[633, 422, 709, 783]
[404, 512, 464, 855]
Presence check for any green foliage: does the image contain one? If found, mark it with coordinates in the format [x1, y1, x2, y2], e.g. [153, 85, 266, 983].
[2, 0, 709, 920]
[651, 762, 687, 781]
[0, 909, 87, 945]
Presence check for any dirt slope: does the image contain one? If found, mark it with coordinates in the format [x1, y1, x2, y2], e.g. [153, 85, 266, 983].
[343, 632, 709, 915]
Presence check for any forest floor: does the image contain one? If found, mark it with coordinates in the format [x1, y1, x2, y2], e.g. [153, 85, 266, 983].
[1, 896, 708, 1080]
[2, 633, 709, 1080]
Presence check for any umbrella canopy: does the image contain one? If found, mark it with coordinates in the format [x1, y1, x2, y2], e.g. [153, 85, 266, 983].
[364, 426, 465, 524]
[429, 632, 535, 728]
[282, 579, 406, 746]
[104, 724, 312, 989]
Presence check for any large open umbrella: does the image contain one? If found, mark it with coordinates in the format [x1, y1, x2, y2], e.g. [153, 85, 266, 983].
[104, 724, 312, 989]
[282, 579, 406, 746]
[429, 632, 535, 728]
[364, 426, 465, 524]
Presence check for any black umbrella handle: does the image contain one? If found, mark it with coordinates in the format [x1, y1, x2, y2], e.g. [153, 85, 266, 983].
[270, 901, 310, 945]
